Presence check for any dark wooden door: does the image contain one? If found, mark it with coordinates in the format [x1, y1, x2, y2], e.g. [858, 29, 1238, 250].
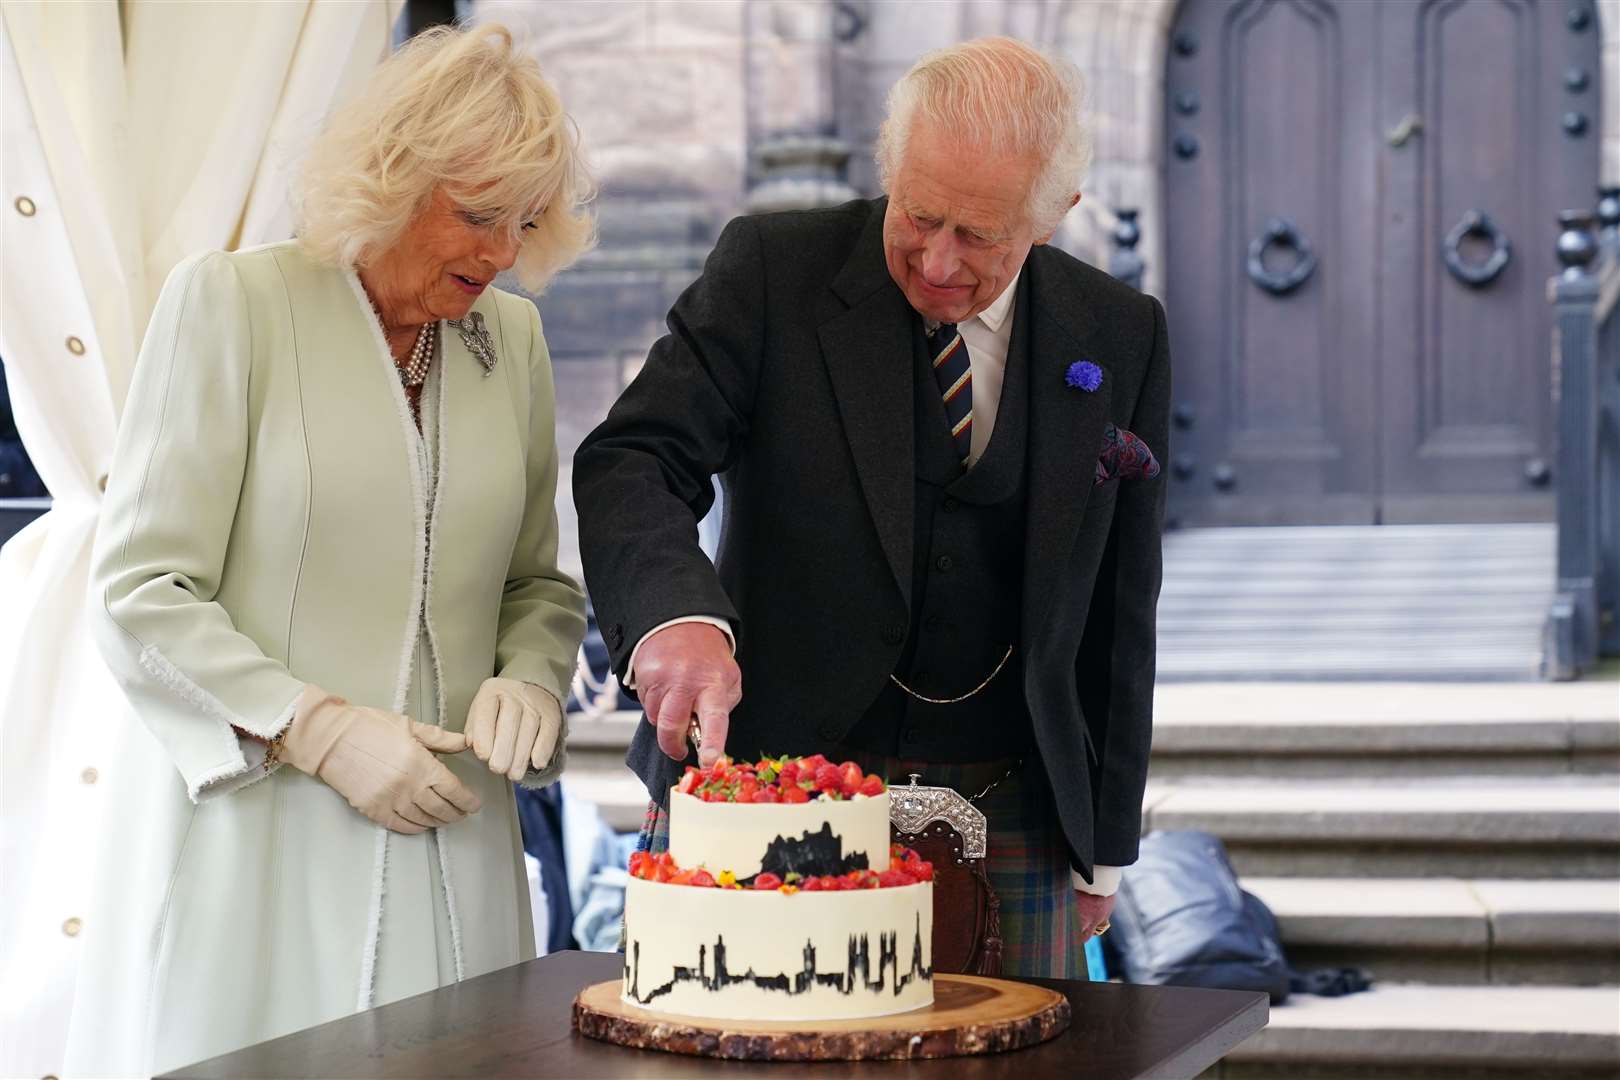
[1164, 0, 1602, 525]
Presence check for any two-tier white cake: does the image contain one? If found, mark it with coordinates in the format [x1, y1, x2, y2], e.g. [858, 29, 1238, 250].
[621, 756, 934, 1021]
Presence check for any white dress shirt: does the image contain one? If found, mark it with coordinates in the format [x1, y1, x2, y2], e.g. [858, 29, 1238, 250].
[624, 269, 1122, 897]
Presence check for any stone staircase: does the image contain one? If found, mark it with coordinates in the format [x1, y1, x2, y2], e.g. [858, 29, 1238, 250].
[561, 680, 1620, 1077]
[1157, 681, 1620, 1080]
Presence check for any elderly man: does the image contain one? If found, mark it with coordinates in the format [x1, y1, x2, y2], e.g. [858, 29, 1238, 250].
[574, 37, 1168, 978]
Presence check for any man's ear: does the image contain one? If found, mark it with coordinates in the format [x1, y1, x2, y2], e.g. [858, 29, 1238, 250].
[1033, 193, 1082, 246]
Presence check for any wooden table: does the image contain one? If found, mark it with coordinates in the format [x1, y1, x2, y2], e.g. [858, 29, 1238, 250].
[164, 951, 1268, 1079]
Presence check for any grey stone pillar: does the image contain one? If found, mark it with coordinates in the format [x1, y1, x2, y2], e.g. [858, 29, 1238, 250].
[743, 1, 860, 211]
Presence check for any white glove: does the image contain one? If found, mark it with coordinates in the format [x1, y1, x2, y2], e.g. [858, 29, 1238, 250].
[465, 677, 563, 781]
[279, 685, 482, 834]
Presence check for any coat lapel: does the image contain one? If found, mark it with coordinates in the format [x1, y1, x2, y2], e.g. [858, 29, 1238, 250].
[817, 204, 915, 603]
[434, 295, 529, 514]
[429, 297, 530, 661]
[1021, 250, 1114, 648]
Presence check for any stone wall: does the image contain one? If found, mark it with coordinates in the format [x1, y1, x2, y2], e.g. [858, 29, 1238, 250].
[478, 1, 748, 472]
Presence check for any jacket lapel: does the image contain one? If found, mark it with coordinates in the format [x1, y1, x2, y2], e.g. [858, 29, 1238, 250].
[1022, 250, 1114, 647]
[817, 203, 915, 604]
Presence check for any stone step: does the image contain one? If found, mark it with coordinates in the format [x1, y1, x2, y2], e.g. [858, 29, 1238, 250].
[1158, 598, 1554, 621]
[567, 711, 641, 752]
[1161, 577, 1550, 597]
[1243, 877, 1620, 986]
[565, 755, 1620, 880]
[1157, 649, 1547, 682]
[557, 763, 649, 833]
[567, 680, 1620, 780]
[1157, 611, 1543, 633]
[1143, 779, 1620, 879]
[1163, 522, 1554, 557]
[1159, 524, 1554, 681]
[1164, 564, 1551, 584]
[1209, 984, 1620, 1078]
[1151, 682, 1620, 778]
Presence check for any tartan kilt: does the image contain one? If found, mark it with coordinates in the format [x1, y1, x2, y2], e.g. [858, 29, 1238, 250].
[632, 754, 1087, 980]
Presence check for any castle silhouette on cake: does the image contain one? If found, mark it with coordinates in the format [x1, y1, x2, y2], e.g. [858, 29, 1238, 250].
[752, 821, 871, 882]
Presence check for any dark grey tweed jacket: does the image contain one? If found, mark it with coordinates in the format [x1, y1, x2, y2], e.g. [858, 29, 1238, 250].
[572, 197, 1170, 879]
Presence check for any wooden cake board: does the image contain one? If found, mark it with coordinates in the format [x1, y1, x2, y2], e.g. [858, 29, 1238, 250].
[572, 973, 1071, 1061]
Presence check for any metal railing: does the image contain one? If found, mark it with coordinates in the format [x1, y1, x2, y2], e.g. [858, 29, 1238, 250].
[1544, 186, 1620, 679]
[1109, 207, 1145, 291]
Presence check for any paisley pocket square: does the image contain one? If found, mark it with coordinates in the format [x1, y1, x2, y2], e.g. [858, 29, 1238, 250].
[1095, 423, 1161, 485]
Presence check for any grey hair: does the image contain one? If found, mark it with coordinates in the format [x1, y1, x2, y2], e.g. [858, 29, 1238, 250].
[296, 23, 595, 292]
[875, 37, 1091, 236]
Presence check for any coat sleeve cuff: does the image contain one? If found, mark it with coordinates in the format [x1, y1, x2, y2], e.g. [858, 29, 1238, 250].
[622, 616, 736, 689]
[188, 738, 277, 802]
[135, 644, 299, 802]
[1072, 864, 1123, 897]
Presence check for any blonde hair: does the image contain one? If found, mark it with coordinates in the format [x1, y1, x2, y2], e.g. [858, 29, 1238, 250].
[876, 37, 1091, 236]
[296, 23, 594, 292]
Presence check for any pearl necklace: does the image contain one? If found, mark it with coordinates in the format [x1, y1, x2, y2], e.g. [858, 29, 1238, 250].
[399, 322, 436, 388]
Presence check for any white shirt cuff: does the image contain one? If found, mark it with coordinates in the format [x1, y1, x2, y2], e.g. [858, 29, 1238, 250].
[1072, 865, 1123, 897]
[622, 616, 736, 689]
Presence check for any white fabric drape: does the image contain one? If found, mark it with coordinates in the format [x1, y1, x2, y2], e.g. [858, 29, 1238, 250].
[0, 3, 400, 1073]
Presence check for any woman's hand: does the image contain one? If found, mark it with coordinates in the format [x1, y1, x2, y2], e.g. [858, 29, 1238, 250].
[279, 685, 481, 834]
[464, 677, 563, 781]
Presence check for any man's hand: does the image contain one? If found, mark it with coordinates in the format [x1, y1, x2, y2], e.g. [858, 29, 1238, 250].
[1075, 890, 1116, 940]
[633, 622, 741, 767]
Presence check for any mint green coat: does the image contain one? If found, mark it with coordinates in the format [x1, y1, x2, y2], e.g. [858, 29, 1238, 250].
[65, 241, 586, 1076]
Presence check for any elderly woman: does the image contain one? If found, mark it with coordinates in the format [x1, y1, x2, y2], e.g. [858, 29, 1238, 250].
[64, 25, 589, 1075]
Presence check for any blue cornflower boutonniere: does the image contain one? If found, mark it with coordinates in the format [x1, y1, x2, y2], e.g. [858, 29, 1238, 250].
[1065, 360, 1103, 392]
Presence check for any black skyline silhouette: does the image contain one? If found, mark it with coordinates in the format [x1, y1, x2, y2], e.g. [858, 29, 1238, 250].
[625, 911, 932, 1007]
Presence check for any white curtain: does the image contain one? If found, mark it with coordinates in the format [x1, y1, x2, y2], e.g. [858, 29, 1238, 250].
[0, 2, 401, 1073]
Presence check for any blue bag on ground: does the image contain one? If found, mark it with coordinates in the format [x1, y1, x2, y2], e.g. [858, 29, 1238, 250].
[1106, 830, 1291, 1004]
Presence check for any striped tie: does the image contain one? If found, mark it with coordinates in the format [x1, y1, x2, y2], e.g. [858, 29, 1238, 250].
[928, 323, 973, 466]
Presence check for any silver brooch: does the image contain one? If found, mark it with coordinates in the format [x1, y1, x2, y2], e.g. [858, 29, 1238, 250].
[890, 774, 987, 859]
[450, 311, 497, 377]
